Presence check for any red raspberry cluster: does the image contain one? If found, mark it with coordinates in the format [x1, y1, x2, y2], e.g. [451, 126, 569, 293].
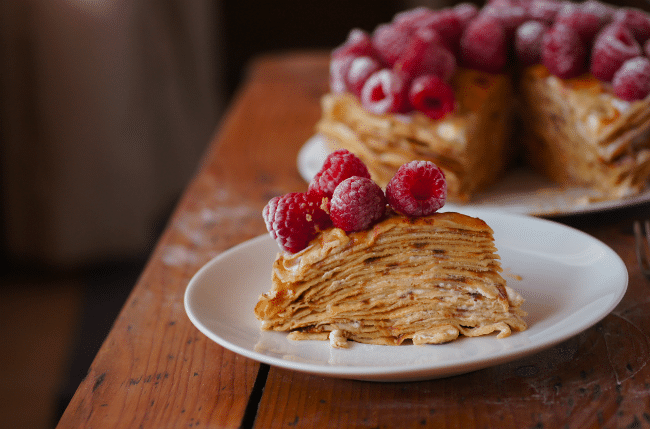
[538, 1, 650, 100]
[331, 0, 650, 107]
[330, 6, 466, 120]
[263, 150, 447, 253]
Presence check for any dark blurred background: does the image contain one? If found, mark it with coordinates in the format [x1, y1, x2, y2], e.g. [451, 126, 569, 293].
[2, 0, 649, 427]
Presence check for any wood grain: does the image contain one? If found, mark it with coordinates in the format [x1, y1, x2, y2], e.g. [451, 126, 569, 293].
[56, 51, 330, 428]
[57, 51, 650, 429]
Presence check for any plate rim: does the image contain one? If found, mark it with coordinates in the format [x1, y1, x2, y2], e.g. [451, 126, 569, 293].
[184, 210, 628, 381]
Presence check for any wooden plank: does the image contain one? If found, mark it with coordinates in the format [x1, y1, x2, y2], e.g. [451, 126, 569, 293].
[56, 51, 331, 428]
[55, 243, 261, 428]
[255, 307, 650, 428]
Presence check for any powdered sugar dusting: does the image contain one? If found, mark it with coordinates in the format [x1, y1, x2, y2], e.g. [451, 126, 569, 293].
[612, 56, 650, 100]
[164, 184, 262, 267]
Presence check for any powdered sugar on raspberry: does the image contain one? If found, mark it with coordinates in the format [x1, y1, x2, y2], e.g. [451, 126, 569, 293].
[555, 2, 602, 45]
[263, 193, 331, 253]
[372, 23, 412, 67]
[394, 27, 457, 82]
[591, 22, 642, 82]
[526, 0, 562, 24]
[386, 160, 447, 216]
[516, 20, 549, 66]
[265, 153, 450, 252]
[346, 56, 382, 97]
[328, 2, 650, 111]
[481, 4, 528, 37]
[333, 28, 376, 59]
[308, 149, 371, 200]
[360, 68, 409, 114]
[330, 176, 387, 232]
[614, 7, 650, 45]
[408, 74, 455, 120]
[329, 55, 355, 93]
[459, 15, 508, 73]
[453, 3, 479, 29]
[612, 56, 650, 101]
[541, 22, 587, 79]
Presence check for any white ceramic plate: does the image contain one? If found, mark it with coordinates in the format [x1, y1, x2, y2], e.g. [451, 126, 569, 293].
[297, 134, 650, 217]
[184, 210, 628, 382]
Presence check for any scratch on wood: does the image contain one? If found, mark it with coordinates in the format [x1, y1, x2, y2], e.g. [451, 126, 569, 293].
[603, 313, 650, 384]
[627, 415, 641, 429]
[93, 372, 106, 392]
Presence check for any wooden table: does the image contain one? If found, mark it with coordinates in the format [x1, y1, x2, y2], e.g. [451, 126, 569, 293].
[57, 51, 650, 429]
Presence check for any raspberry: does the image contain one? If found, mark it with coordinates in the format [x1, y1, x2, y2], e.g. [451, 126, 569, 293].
[459, 15, 508, 74]
[418, 9, 464, 53]
[453, 3, 479, 30]
[515, 20, 549, 66]
[329, 55, 355, 93]
[393, 7, 463, 53]
[485, 0, 515, 7]
[590, 22, 641, 82]
[554, 2, 602, 45]
[330, 177, 387, 232]
[645, 38, 650, 58]
[408, 74, 455, 120]
[393, 28, 456, 82]
[386, 160, 447, 217]
[263, 193, 331, 253]
[612, 56, 650, 101]
[331, 29, 378, 93]
[613, 7, 650, 44]
[481, 4, 527, 37]
[346, 56, 382, 97]
[332, 28, 376, 59]
[582, 0, 615, 25]
[525, 0, 562, 24]
[393, 6, 434, 28]
[541, 23, 587, 79]
[308, 149, 371, 200]
[484, 0, 517, 9]
[360, 68, 410, 114]
[372, 23, 413, 66]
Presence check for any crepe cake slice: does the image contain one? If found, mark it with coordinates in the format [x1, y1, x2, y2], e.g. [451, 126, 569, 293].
[520, 64, 650, 199]
[316, 68, 517, 203]
[254, 211, 527, 348]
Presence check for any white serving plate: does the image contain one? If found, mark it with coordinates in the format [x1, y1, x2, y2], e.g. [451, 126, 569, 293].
[185, 210, 628, 382]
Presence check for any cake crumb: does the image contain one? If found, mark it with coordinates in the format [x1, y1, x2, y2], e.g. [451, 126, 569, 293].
[329, 330, 349, 348]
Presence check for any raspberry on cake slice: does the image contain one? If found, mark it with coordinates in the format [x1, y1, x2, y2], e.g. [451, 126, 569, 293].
[262, 192, 331, 254]
[329, 176, 387, 232]
[386, 160, 447, 216]
[257, 157, 527, 347]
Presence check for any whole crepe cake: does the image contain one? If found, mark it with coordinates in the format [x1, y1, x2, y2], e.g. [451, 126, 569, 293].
[256, 150, 527, 348]
[317, 0, 650, 202]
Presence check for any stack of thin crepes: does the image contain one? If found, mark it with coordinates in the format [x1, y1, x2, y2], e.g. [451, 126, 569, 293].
[254, 211, 527, 348]
[520, 64, 650, 199]
[316, 68, 517, 203]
